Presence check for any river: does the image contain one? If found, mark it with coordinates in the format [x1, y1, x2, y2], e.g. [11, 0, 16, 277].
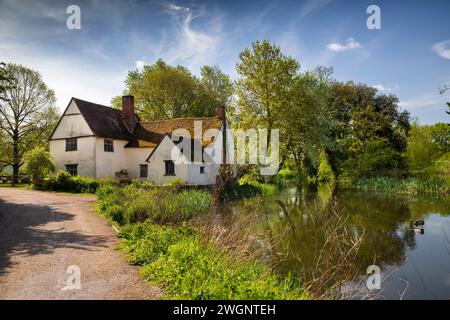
[216, 186, 450, 299]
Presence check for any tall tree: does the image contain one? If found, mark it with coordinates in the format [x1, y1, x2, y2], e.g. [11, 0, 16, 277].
[328, 82, 410, 178]
[0, 63, 59, 184]
[112, 60, 232, 120]
[235, 40, 299, 136]
[278, 71, 333, 179]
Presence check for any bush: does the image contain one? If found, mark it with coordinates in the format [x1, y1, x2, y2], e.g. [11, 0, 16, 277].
[317, 152, 335, 183]
[118, 222, 306, 299]
[96, 184, 212, 225]
[45, 170, 117, 193]
[23, 147, 55, 188]
[142, 236, 305, 299]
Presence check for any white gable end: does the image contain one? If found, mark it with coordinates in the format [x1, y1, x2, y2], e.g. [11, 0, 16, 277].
[50, 100, 94, 139]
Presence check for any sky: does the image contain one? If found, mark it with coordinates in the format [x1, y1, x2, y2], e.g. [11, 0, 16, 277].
[0, 0, 449, 124]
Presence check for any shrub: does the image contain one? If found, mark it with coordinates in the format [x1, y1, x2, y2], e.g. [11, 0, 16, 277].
[45, 171, 117, 193]
[317, 152, 335, 183]
[96, 184, 212, 225]
[23, 146, 55, 188]
[163, 178, 187, 191]
[141, 235, 305, 299]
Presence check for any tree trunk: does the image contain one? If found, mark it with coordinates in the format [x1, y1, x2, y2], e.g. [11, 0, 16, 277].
[12, 134, 19, 186]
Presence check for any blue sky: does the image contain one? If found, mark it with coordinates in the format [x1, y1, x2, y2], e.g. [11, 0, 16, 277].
[0, 0, 449, 124]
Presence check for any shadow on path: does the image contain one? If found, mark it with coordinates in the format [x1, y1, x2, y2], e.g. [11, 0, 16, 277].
[0, 198, 109, 276]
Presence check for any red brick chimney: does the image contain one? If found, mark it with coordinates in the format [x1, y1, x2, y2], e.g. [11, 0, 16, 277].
[215, 105, 225, 120]
[122, 95, 137, 132]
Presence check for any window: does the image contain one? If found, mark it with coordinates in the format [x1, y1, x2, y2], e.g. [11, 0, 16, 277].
[65, 164, 78, 176]
[65, 138, 77, 151]
[139, 164, 148, 178]
[104, 139, 114, 152]
[164, 160, 175, 176]
[200, 166, 205, 174]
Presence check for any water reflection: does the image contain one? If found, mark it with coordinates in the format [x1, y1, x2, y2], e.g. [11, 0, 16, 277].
[221, 186, 450, 299]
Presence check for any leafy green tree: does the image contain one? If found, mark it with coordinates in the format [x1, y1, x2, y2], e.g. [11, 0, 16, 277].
[279, 71, 333, 180]
[406, 122, 442, 172]
[327, 82, 410, 178]
[343, 137, 404, 178]
[317, 151, 335, 183]
[198, 65, 233, 107]
[0, 63, 59, 185]
[235, 40, 299, 135]
[431, 122, 450, 152]
[23, 146, 55, 187]
[113, 60, 232, 120]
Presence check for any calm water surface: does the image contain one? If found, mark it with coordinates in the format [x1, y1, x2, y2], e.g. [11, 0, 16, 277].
[221, 187, 450, 299]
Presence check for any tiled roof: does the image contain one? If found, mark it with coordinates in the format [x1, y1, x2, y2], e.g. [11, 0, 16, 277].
[69, 98, 223, 148]
[73, 98, 131, 140]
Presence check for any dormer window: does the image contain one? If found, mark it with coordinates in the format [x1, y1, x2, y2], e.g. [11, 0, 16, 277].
[65, 138, 77, 151]
[104, 139, 114, 152]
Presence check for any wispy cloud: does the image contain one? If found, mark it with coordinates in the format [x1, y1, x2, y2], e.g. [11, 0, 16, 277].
[372, 83, 399, 93]
[399, 92, 447, 110]
[163, 3, 223, 71]
[432, 40, 450, 59]
[327, 37, 362, 52]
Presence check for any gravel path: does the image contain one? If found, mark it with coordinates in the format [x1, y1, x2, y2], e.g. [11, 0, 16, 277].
[0, 188, 162, 300]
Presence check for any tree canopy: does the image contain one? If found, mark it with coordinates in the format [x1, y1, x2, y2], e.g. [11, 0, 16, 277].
[112, 59, 232, 120]
[0, 63, 59, 184]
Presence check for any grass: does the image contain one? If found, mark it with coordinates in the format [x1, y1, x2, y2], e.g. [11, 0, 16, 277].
[118, 220, 307, 300]
[96, 183, 308, 300]
[343, 176, 450, 195]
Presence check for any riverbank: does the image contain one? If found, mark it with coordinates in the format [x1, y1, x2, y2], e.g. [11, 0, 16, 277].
[340, 176, 450, 195]
[95, 184, 308, 300]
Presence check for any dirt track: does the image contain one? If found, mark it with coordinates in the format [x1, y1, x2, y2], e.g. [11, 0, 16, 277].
[0, 188, 161, 299]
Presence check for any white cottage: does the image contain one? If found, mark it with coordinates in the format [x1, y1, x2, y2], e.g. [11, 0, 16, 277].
[49, 96, 233, 185]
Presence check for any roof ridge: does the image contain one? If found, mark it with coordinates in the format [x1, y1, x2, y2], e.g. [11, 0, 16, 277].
[72, 97, 118, 112]
[140, 116, 220, 124]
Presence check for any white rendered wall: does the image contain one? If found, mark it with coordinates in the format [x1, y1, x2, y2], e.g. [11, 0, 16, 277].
[49, 137, 96, 177]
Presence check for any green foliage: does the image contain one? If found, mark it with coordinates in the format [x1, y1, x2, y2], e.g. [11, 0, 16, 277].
[350, 176, 450, 195]
[119, 220, 191, 265]
[236, 40, 299, 131]
[118, 222, 306, 299]
[0, 63, 59, 184]
[317, 152, 335, 183]
[327, 82, 409, 178]
[96, 184, 212, 225]
[430, 122, 450, 152]
[23, 146, 55, 187]
[406, 123, 443, 172]
[114, 59, 232, 120]
[343, 137, 404, 178]
[45, 170, 117, 193]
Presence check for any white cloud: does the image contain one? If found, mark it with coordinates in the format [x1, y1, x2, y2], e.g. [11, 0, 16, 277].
[135, 60, 146, 70]
[371, 84, 399, 93]
[432, 40, 450, 60]
[327, 37, 362, 52]
[399, 93, 447, 110]
[163, 3, 223, 72]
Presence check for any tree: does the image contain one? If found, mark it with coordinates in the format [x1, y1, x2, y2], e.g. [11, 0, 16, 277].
[191, 65, 234, 117]
[327, 82, 410, 178]
[235, 40, 299, 135]
[23, 146, 55, 187]
[430, 122, 450, 152]
[406, 122, 443, 172]
[113, 60, 232, 120]
[278, 71, 333, 180]
[317, 151, 335, 183]
[0, 63, 59, 185]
